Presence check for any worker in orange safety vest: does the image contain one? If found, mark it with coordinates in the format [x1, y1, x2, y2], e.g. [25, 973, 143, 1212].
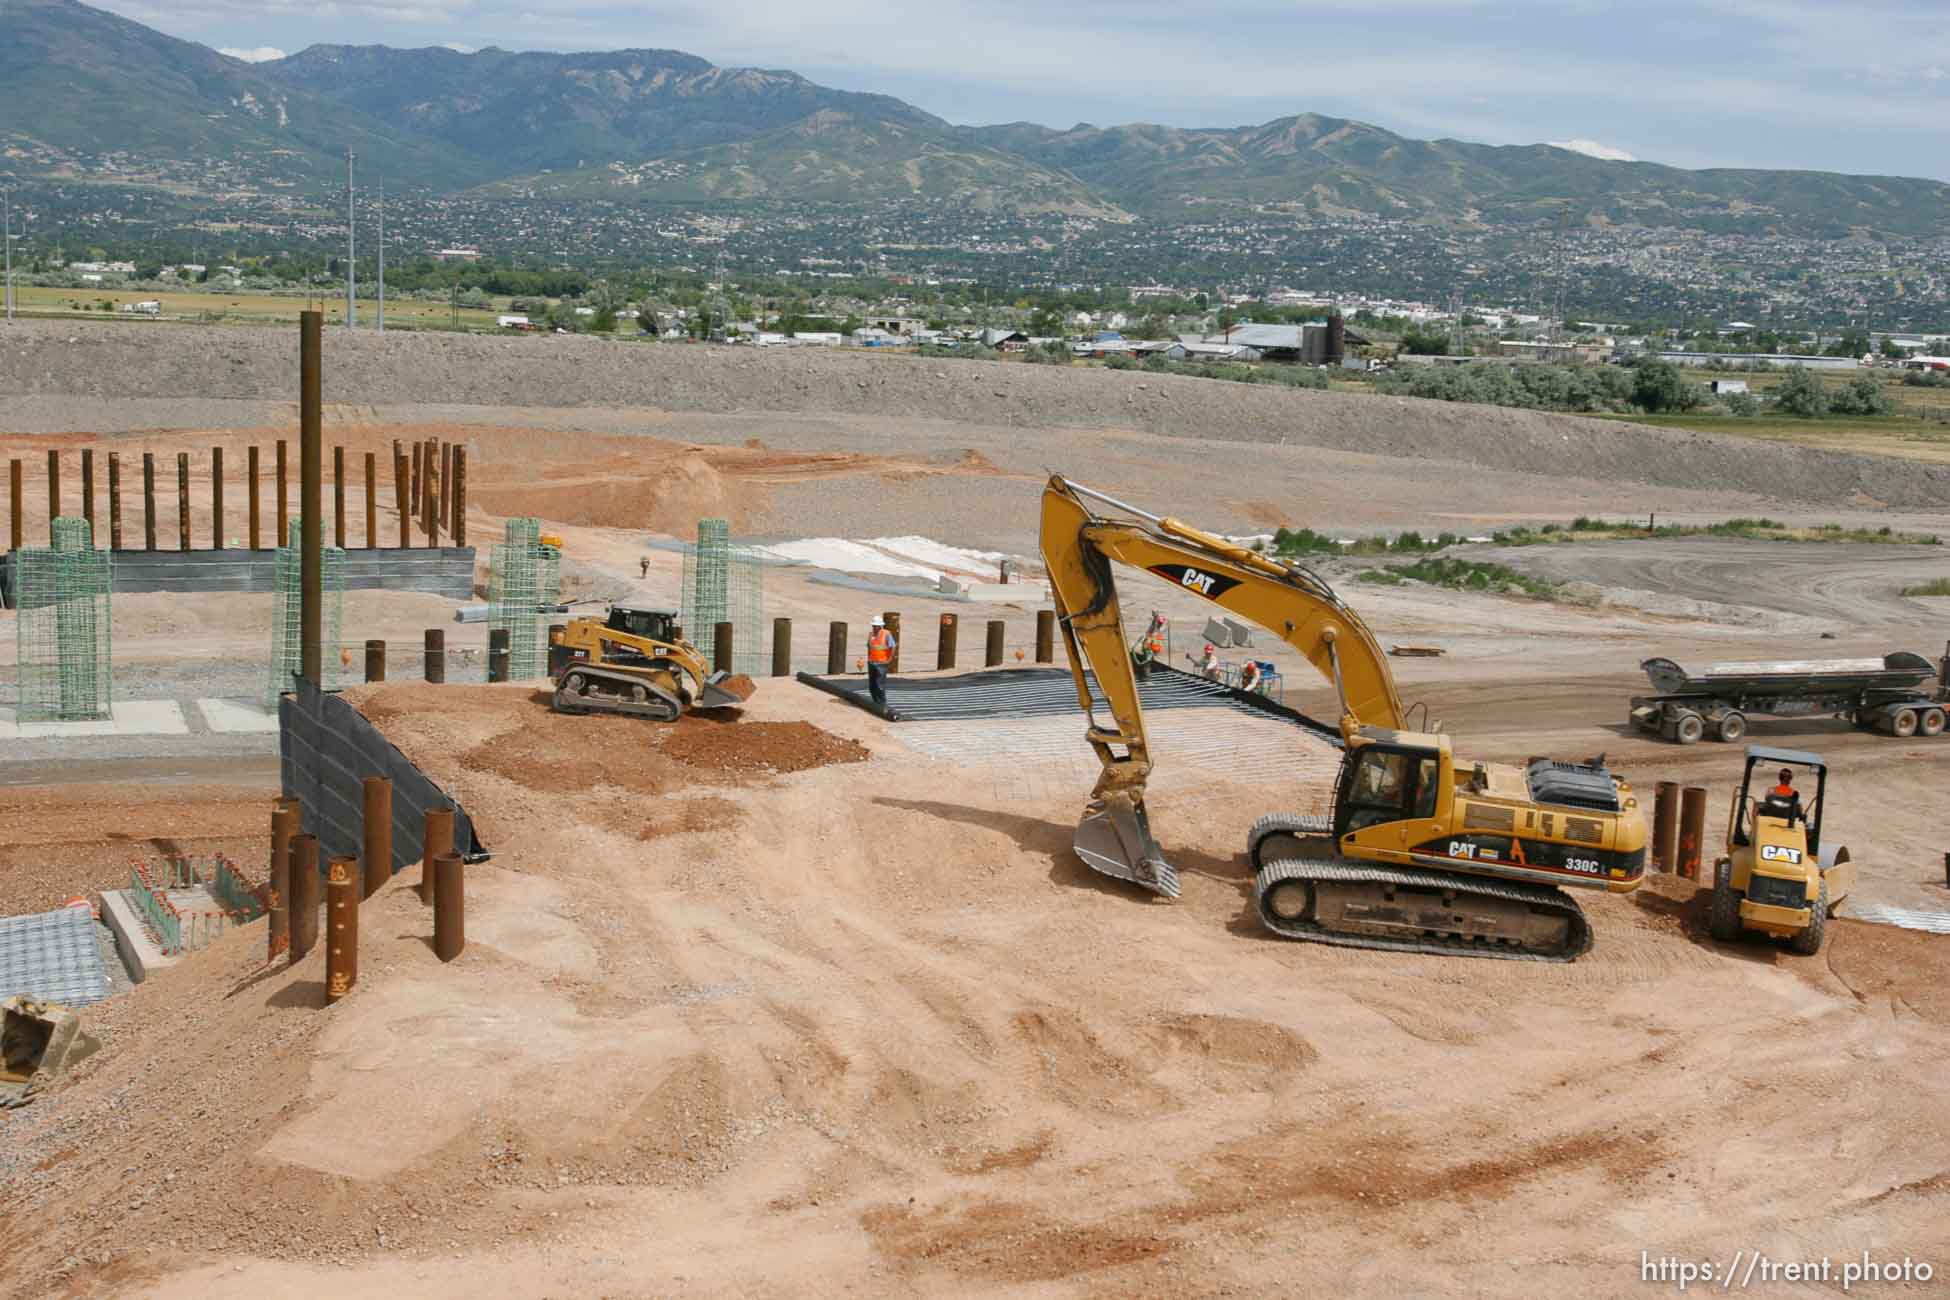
[866, 615, 897, 709]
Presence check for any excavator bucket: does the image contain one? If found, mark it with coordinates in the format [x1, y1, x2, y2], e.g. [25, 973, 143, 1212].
[1, 996, 85, 1109]
[1074, 796, 1180, 898]
[697, 671, 756, 711]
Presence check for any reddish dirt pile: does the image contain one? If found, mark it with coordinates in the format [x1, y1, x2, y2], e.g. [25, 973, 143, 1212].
[660, 717, 870, 776]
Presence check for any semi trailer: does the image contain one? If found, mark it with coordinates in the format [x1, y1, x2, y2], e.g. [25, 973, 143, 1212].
[1630, 648, 1950, 743]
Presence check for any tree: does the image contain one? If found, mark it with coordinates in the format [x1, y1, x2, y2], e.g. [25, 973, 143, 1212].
[1825, 329, 1870, 358]
[1398, 328, 1450, 356]
[1880, 337, 1908, 360]
[592, 304, 618, 332]
[1773, 366, 1829, 417]
[1029, 306, 1065, 337]
[1826, 373, 1895, 416]
[1631, 359, 1705, 412]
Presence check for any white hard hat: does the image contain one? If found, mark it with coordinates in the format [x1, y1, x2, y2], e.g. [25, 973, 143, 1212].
[871, 616, 885, 627]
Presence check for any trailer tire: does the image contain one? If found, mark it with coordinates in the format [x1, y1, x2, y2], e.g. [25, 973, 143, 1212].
[1892, 707, 1920, 738]
[1715, 712, 1746, 743]
[1921, 707, 1946, 737]
[1674, 712, 1705, 745]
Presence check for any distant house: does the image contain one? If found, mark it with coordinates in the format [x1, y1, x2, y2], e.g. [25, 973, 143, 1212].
[792, 332, 843, 345]
[433, 248, 482, 262]
[123, 300, 161, 315]
[1496, 340, 1605, 364]
[1708, 379, 1749, 395]
[1219, 323, 1331, 363]
[497, 314, 531, 330]
[980, 327, 1028, 351]
[866, 316, 924, 336]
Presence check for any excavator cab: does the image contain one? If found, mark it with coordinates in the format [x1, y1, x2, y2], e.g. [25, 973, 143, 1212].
[1335, 738, 1443, 835]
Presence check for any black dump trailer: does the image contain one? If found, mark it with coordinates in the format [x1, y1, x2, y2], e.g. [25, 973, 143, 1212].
[1630, 649, 1950, 744]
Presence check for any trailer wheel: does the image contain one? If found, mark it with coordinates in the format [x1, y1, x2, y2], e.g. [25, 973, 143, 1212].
[1921, 707, 1946, 738]
[1714, 712, 1746, 743]
[1892, 707, 1920, 738]
[1674, 712, 1705, 745]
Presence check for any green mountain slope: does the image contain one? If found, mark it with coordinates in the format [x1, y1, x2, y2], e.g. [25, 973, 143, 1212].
[0, 0, 476, 192]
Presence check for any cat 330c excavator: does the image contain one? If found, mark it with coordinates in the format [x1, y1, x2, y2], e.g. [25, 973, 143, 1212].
[1040, 475, 1648, 961]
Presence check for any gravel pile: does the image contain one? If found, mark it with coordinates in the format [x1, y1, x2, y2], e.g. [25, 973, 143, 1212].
[3, 320, 1946, 510]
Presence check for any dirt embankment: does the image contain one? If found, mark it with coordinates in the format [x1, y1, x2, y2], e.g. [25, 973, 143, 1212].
[3, 319, 1947, 511]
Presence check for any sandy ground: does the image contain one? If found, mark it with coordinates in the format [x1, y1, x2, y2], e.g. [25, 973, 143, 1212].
[4, 325, 1950, 1296]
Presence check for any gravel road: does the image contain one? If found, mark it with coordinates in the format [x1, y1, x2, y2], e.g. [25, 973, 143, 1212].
[1470, 538, 1950, 627]
[5, 319, 1950, 510]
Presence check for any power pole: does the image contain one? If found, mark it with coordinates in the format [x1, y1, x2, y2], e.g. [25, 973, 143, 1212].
[2, 187, 13, 322]
[376, 174, 385, 332]
[345, 150, 357, 329]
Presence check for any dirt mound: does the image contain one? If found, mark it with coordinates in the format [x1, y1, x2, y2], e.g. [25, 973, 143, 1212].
[660, 716, 869, 776]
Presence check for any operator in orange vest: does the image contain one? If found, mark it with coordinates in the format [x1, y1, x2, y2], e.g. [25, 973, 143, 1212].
[866, 615, 897, 710]
[1766, 767, 1802, 823]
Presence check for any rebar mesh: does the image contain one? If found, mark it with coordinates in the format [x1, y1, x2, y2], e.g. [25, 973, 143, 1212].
[15, 516, 113, 722]
[267, 518, 346, 704]
[680, 517, 765, 675]
[488, 516, 560, 680]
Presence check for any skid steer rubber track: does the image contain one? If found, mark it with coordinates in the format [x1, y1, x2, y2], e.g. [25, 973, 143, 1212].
[552, 667, 684, 722]
[1247, 812, 1334, 870]
[1254, 857, 1592, 962]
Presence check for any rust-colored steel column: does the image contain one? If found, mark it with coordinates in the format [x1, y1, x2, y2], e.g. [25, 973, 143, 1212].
[333, 445, 346, 549]
[422, 448, 437, 546]
[395, 449, 410, 547]
[420, 806, 454, 903]
[289, 833, 321, 962]
[8, 459, 21, 552]
[884, 611, 902, 673]
[1677, 785, 1709, 881]
[772, 618, 792, 677]
[441, 441, 454, 532]
[45, 449, 58, 540]
[713, 621, 734, 674]
[269, 797, 299, 961]
[175, 453, 191, 551]
[210, 447, 223, 549]
[107, 454, 122, 550]
[1036, 609, 1055, 663]
[487, 627, 510, 683]
[247, 445, 261, 549]
[362, 776, 393, 900]
[985, 619, 1005, 668]
[142, 452, 156, 550]
[937, 613, 958, 670]
[424, 628, 445, 683]
[364, 451, 377, 548]
[451, 446, 467, 547]
[276, 439, 288, 537]
[326, 856, 360, 1004]
[410, 441, 422, 519]
[828, 621, 847, 674]
[81, 449, 95, 543]
[433, 853, 465, 962]
[300, 311, 324, 688]
[365, 638, 386, 682]
[1652, 781, 1680, 873]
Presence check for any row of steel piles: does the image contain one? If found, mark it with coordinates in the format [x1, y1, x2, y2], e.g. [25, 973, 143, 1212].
[1650, 780, 1711, 879]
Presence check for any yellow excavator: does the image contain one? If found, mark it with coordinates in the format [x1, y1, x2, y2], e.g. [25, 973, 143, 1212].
[1040, 474, 1647, 961]
[547, 604, 753, 721]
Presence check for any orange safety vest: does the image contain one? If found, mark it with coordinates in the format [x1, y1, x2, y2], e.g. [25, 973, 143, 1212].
[867, 629, 894, 665]
[1773, 783, 1795, 799]
[1146, 631, 1166, 655]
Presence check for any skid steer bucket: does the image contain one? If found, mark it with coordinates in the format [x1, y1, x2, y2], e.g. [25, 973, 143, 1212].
[697, 671, 756, 711]
[1, 996, 85, 1109]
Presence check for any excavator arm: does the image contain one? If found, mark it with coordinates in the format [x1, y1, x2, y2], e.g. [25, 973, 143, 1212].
[1039, 474, 1405, 895]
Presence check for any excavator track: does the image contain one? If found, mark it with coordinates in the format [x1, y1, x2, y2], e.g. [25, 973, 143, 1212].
[552, 667, 684, 722]
[1246, 812, 1334, 870]
[1253, 857, 1592, 962]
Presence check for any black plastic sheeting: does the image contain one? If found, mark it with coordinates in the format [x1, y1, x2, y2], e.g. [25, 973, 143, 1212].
[0, 546, 474, 608]
[279, 675, 486, 879]
[798, 664, 1341, 743]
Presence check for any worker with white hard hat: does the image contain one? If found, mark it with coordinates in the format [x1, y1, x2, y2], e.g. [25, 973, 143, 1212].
[866, 615, 897, 710]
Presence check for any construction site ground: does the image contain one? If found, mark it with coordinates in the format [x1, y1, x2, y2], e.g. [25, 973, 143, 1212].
[2, 322, 1949, 1295]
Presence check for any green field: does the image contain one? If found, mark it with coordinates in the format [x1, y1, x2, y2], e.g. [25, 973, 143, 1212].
[7, 285, 510, 330]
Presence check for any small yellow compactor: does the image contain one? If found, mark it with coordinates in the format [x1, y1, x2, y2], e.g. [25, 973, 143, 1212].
[1710, 745, 1854, 955]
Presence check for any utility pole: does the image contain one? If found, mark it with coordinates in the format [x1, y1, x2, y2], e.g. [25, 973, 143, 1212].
[345, 150, 357, 329]
[3, 187, 13, 322]
[376, 174, 385, 332]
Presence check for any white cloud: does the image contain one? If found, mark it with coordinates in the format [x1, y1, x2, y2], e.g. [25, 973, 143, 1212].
[1547, 138, 1638, 162]
[219, 45, 288, 62]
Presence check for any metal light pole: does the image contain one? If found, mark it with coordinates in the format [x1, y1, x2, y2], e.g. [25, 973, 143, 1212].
[345, 150, 356, 329]
[376, 174, 385, 332]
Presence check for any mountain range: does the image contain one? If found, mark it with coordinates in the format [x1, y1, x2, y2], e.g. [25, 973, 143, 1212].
[7, 0, 1950, 239]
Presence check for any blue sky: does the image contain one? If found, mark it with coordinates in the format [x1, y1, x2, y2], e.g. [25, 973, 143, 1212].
[93, 0, 1950, 180]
